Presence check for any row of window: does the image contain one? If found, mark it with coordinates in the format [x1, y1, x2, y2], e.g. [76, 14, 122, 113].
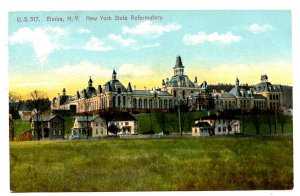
[115, 121, 129, 126]
[270, 94, 280, 100]
[51, 122, 63, 128]
[132, 98, 173, 109]
[52, 130, 62, 135]
[218, 127, 229, 132]
[95, 129, 104, 135]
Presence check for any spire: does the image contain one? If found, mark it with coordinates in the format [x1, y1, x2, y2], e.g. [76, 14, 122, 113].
[98, 85, 102, 94]
[88, 76, 93, 87]
[76, 91, 80, 99]
[127, 82, 132, 92]
[173, 56, 185, 76]
[194, 76, 198, 84]
[83, 89, 88, 98]
[162, 79, 165, 86]
[173, 56, 184, 69]
[62, 88, 66, 96]
[235, 77, 239, 87]
[112, 69, 117, 80]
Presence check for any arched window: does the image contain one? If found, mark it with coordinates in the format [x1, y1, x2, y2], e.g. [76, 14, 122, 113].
[149, 99, 153, 109]
[112, 96, 116, 108]
[118, 96, 121, 107]
[144, 99, 148, 109]
[169, 100, 172, 108]
[117, 88, 121, 94]
[182, 90, 185, 98]
[123, 96, 126, 107]
[133, 98, 137, 108]
[174, 90, 177, 97]
[159, 99, 162, 109]
[138, 99, 142, 109]
[164, 100, 168, 109]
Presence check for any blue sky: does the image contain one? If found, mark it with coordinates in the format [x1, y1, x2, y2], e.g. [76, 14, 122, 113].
[8, 10, 292, 98]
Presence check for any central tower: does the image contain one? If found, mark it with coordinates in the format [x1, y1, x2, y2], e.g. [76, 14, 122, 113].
[173, 56, 185, 76]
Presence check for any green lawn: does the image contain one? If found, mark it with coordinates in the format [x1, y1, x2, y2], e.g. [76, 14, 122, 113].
[10, 136, 293, 192]
[13, 120, 31, 136]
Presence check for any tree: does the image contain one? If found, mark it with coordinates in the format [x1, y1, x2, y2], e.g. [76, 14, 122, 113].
[108, 124, 119, 135]
[223, 110, 236, 135]
[26, 90, 50, 140]
[9, 114, 14, 141]
[278, 111, 287, 133]
[186, 111, 193, 134]
[241, 110, 249, 135]
[155, 112, 167, 133]
[9, 91, 23, 119]
[265, 110, 273, 135]
[251, 108, 263, 135]
[167, 113, 178, 133]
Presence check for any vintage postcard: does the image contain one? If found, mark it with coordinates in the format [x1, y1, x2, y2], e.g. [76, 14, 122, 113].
[7, 8, 294, 193]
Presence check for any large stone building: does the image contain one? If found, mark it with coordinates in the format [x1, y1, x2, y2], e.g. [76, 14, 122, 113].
[51, 56, 283, 114]
[255, 74, 283, 110]
[162, 56, 200, 105]
[52, 70, 174, 114]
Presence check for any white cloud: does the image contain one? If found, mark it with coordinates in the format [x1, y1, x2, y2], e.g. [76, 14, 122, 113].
[122, 21, 181, 36]
[132, 42, 161, 50]
[183, 31, 242, 45]
[108, 34, 136, 47]
[84, 37, 114, 51]
[9, 26, 66, 65]
[78, 28, 91, 34]
[140, 43, 161, 48]
[118, 64, 153, 76]
[247, 23, 274, 34]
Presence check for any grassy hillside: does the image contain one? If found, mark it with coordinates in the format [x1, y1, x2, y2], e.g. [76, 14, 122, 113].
[10, 136, 293, 192]
[134, 112, 293, 135]
[13, 120, 31, 136]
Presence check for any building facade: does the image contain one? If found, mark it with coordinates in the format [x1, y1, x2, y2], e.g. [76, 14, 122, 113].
[192, 113, 240, 137]
[51, 56, 283, 114]
[52, 71, 174, 114]
[31, 115, 65, 139]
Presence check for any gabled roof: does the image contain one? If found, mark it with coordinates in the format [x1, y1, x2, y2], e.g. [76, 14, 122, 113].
[74, 116, 95, 122]
[194, 121, 212, 128]
[32, 115, 65, 122]
[112, 112, 137, 121]
[253, 94, 267, 99]
[132, 90, 172, 97]
[194, 113, 237, 121]
[229, 87, 242, 97]
[219, 93, 236, 98]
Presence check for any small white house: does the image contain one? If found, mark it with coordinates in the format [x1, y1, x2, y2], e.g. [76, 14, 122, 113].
[192, 113, 240, 137]
[71, 112, 138, 137]
[108, 112, 138, 135]
[91, 116, 107, 137]
[72, 115, 107, 138]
